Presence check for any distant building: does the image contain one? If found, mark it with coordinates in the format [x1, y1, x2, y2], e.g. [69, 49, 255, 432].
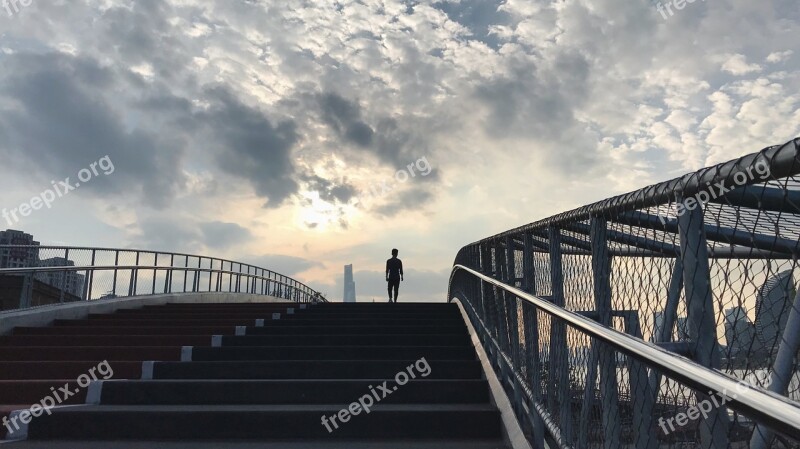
[652, 311, 666, 342]
[676, 317, 689, 341]
[343, 264, 356, 303]
[0, 229, 40, 268]
[724, 306, 755, 355]
[36, 257, 86, 300]
[754, 270, 795, 351]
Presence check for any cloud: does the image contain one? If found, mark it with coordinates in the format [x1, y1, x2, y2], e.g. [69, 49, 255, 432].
[720, 54, 763, 76]
[244, 254, 324, 277]
[302, 174, 358, 204]
[199, 86, 301, 208]
[199, 221, 252, 249]
[0, 52, 187, 209]
[319, 92, 374, 147]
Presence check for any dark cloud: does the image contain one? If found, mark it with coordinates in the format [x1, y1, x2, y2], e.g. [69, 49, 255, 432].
[0, 52, 186, 209]
[95, 0, 196, 81]
[130, 218, 251, 252]
[302, 174, 358, 204]
[245, 254, 324, 277]
[373, 188, 433, 217]
[199, 221, 252, 249]
[475, 51, 598, 172]
[198, 86, 301, 208]
[318, 92, 374, 147]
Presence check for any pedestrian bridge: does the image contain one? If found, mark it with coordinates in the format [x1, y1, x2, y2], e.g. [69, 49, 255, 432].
[2, 138, 800, 448]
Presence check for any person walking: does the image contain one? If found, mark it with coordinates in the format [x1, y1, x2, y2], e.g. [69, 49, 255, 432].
[385, 248, 403, 303]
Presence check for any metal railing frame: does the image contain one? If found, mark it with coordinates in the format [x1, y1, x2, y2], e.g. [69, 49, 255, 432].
[450, 265, 800, 447]
[449, 138, 800, 448]
[0, 246, 327, 311]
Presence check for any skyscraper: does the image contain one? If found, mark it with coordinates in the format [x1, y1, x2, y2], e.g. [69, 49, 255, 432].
[676, 317, 689, 341]
[754, 270, 796, 351]
[343, 264, 356, 303]
[0, 229, 40, 268]
[652, 311, 666, 342]
[36, 257, 86, 300]
[724, 306, 754, 355]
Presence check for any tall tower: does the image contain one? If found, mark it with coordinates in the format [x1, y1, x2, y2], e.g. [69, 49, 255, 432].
[343, 264, 356, 303]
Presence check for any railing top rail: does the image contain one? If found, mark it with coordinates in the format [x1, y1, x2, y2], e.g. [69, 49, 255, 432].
[0, 265, 312, 290]
[0, 244, 273, 272]
[469, 138, 800, 245]
[0, 244, 320, 294]
[450, 264, 800, 439]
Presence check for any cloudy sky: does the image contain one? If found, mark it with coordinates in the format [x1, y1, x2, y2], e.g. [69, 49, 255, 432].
[0, 0, 798, 302]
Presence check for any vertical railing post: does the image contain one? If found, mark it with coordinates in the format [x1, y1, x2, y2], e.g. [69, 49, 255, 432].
[59, 248, 69, 303]
[522, 232, 546, 448]
[505, 236, 524, 417]
[112, 250, 119, 297]
[128, 251, 139, 297]
[85, 249, 96, 301]
[677, 200, 729, 448]
[583, 217, 622, 449]
[182, 256, 189, 293]
[548, 226, 572, 442]
[648, 259, 683, 402]
[152, 253, 158, 295]
[751, 287, 800, 448]
[479, 242, 495, 359]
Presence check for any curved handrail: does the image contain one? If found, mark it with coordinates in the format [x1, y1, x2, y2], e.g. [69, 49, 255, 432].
[0, 245, 327, 308]
[449, 264, 800, 440]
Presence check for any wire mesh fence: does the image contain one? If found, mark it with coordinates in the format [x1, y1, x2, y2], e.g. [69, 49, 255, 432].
[0, 246, 325, 311]
[449, 138, 800, 448]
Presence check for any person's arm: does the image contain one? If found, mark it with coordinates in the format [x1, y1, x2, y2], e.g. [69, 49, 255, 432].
[386, 260, 390, 281]
[400, 260, 404, 281]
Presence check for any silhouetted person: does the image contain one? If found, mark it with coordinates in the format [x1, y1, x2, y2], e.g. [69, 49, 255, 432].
[386, 248, 403, 303]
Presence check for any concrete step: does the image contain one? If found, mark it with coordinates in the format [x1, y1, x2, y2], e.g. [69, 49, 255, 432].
[0, 346, 182, 361]
[53, 319, 279, 327]
[1, 361, 142, 380]
[61, 317, 466, 326]
[12, 326, 240, 336]
[0, 380, 89, 405]
[218, 334, 471, 347]
[241, 325, 466, 336]
[23, 404, 503, 440]
[4, 440, 510, 448]
[188, 345, 476, 361]
[0, 335, 214, 347]
[147, 360, 482, 380]
[19, 325, 465, 337]
[89, 313, 463, 321]
[95, 379, 490, 405]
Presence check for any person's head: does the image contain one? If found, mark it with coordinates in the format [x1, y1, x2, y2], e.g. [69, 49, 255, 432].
[391, 248, 398, 257]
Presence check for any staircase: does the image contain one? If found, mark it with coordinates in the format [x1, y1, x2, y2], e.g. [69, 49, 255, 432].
[3, 302, 510, 448]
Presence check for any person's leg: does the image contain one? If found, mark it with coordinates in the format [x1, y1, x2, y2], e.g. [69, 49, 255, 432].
[387, 281, 393, 302]
[392, 279, 399, 302]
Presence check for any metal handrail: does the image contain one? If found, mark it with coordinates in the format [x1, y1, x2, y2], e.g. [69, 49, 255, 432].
[468, 138, 800, 246]
[0, 246, 327, 309]
[0, 244, 282, 282]
[449, 264, 800, 440]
